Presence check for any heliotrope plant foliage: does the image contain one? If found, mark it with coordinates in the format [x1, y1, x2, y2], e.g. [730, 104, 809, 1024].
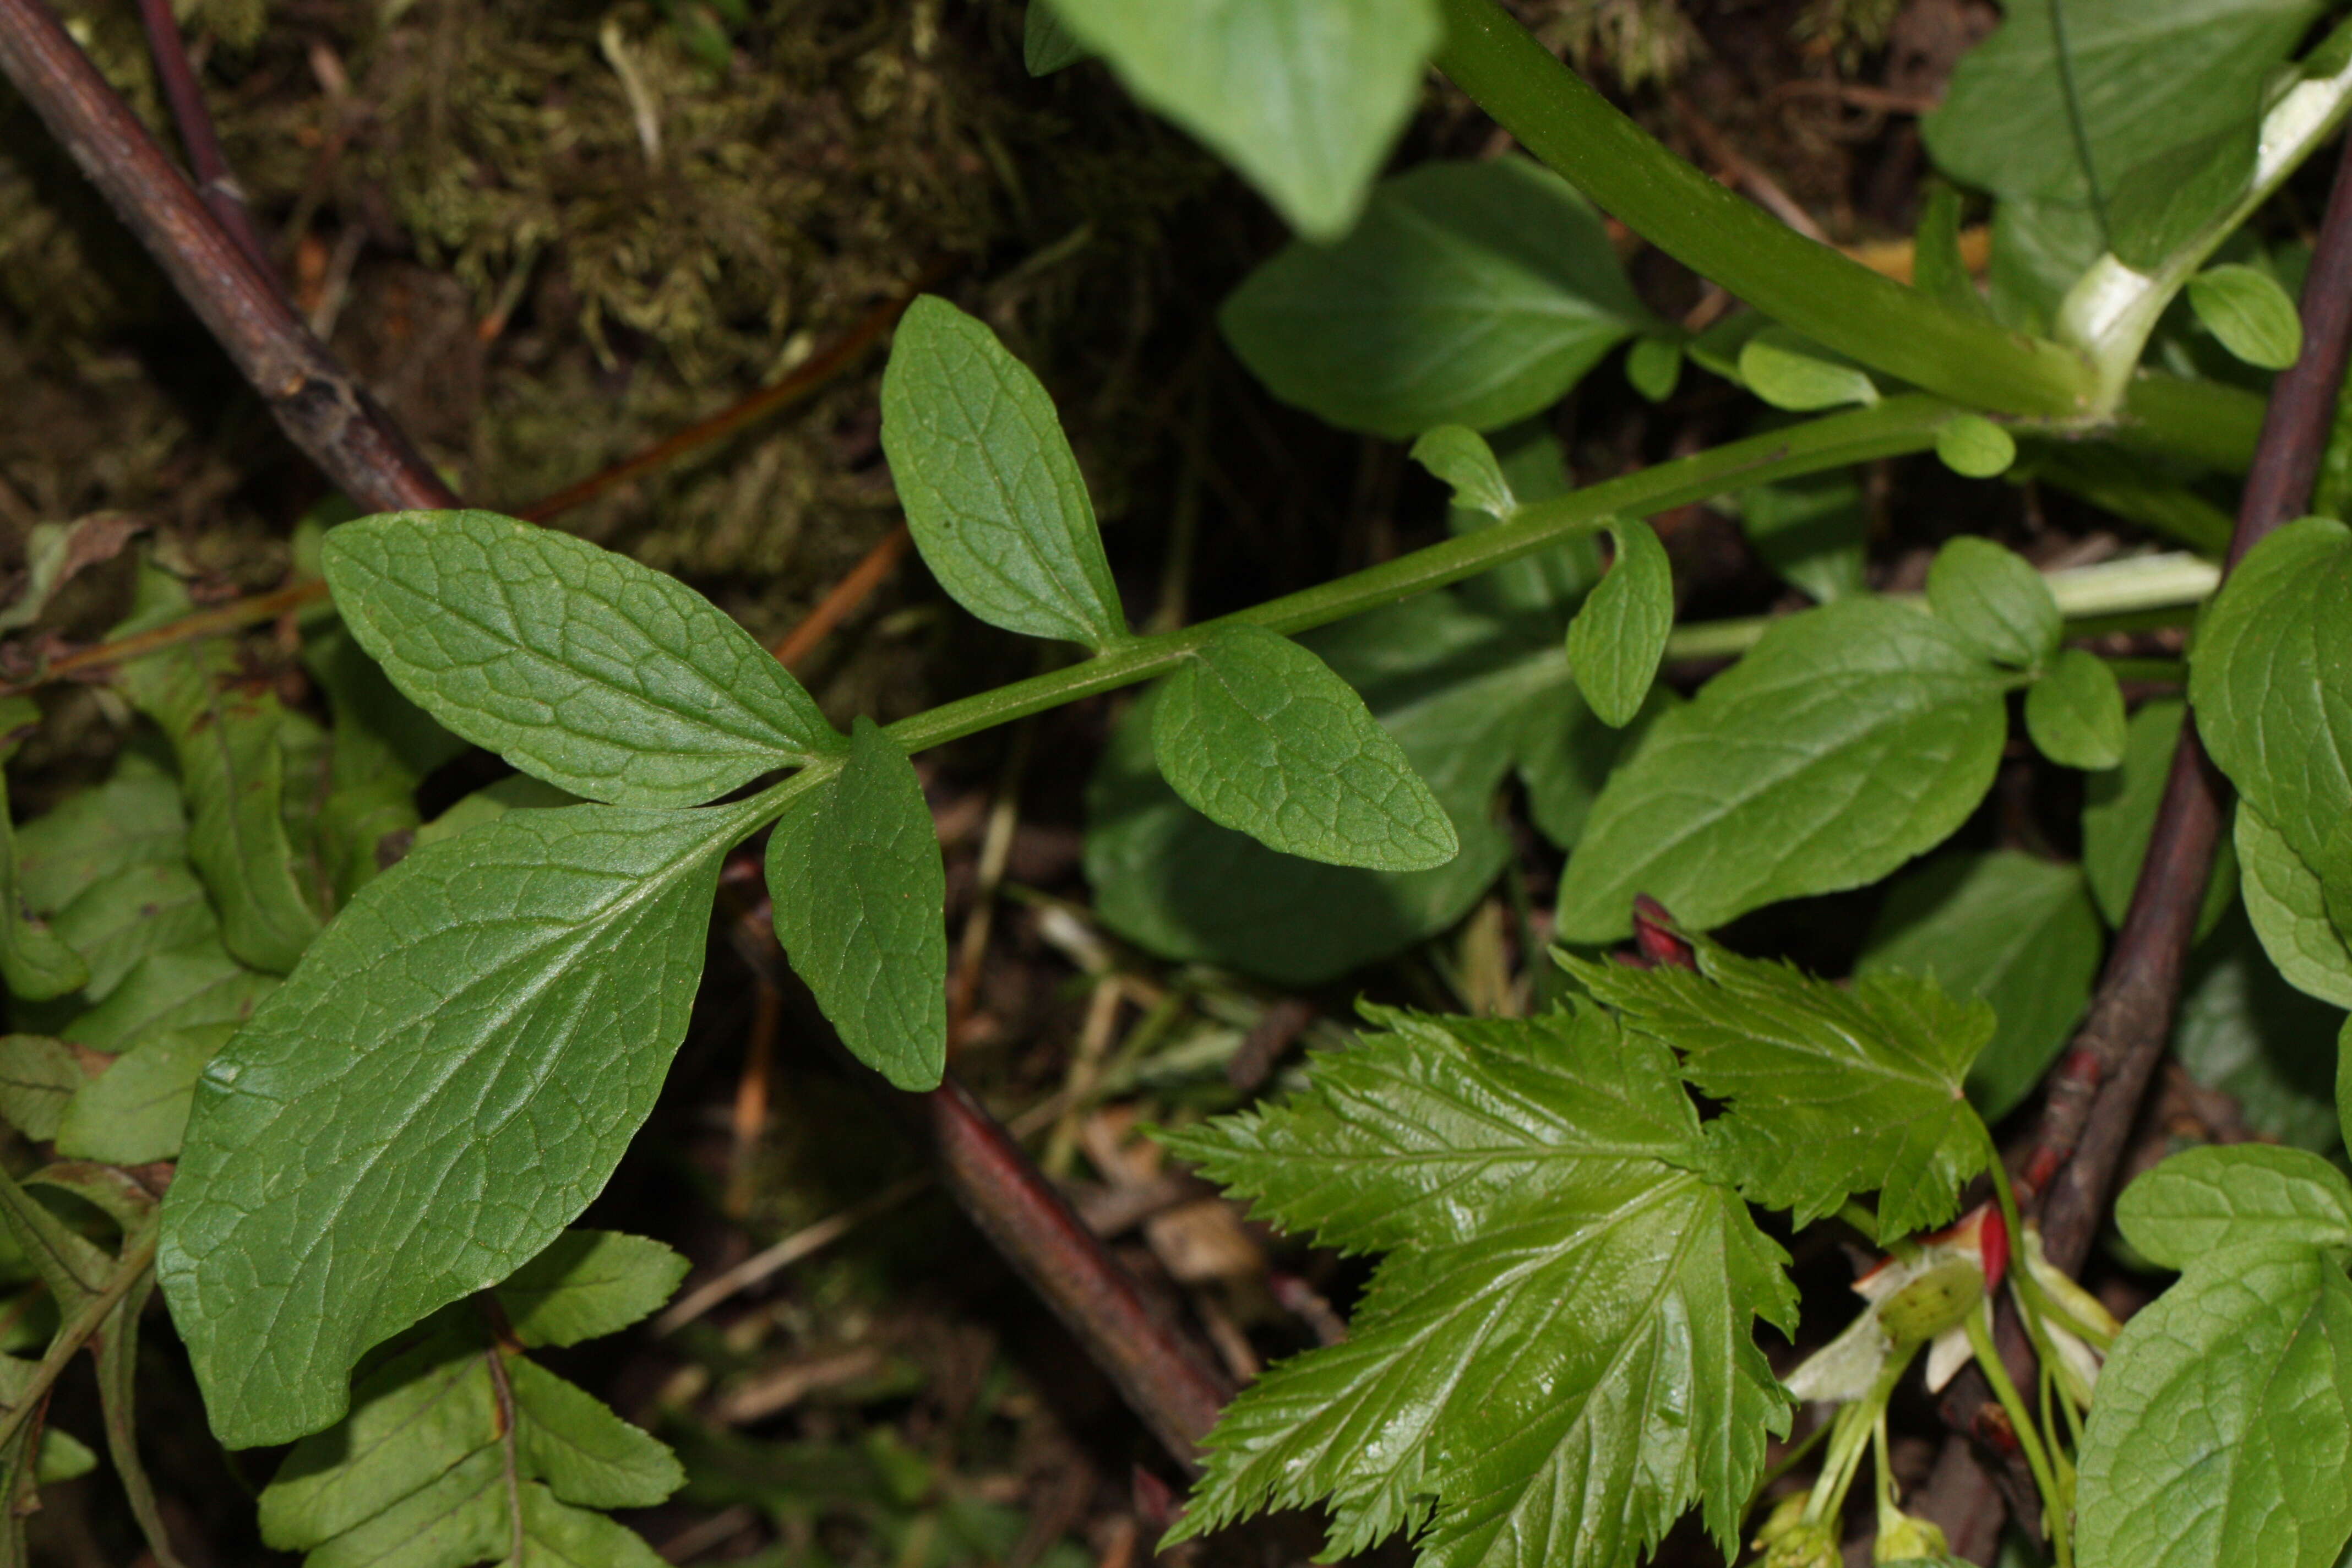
[1, 0, 2350, 1564]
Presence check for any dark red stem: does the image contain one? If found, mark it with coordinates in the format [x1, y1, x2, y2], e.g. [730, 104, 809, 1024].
[132, 0, 275, 280]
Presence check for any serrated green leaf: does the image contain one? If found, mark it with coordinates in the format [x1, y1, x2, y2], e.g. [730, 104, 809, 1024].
[879, 297, 1126, 650]
[509, 1357, 680, 1507]
[1739, 327, 1879, 411]
[1219, 158, 1652, 436]
[0, 1036, 84, 1140]
[1925, 536, 2061, 669]
[1023, 0, 1088, 74]
[495, 1230, 688, 1349]
[1935, 415, 2017, 478]
[325, 510, 838, 807]
[160, 799, 755, 1447]
[1859, 851, 2103, 1120]
[1924, 0, 2323, 214]
[60, 941, 275, 1054]
[1151, 624, 1456, 872]
[1625, 336, 1683, 401]
[0, 700, 88, 1003]
[2191, 262, 2306, 371]
[2118, 1146, 2352, 1267]
[1411, 425, 1515, 519]
[2026, 647, 2127, 769]
[1048, 0, 1440, 239]
[53, 1023, 235, 1164]
[1734, 469, 1868, 604]
[1564, 518, 1671, 727]
[2083, 699, 2240, 937]
[1555, 598, 2009, 942]
[1161, 1004, 1794, 1566]
[1572, 941, 1991, 1232]
[766, 718, 949, 1090]
[2237, 803, 2352, 1006]
[2175, 911, 2345, 1152]
[13, 747, 184, 914]
[2192, 517, 2352, 879]
[2077, 1241, 2352, 1568]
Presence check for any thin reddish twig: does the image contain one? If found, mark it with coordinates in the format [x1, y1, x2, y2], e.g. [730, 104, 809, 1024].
[132, 0, 275, 279]
[771, 523, 914, 668]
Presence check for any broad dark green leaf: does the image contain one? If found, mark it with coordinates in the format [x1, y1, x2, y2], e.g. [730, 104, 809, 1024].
[1555, 598, 2009, 942]
[0, 1035, 83, 1140]
[13, 745, 184, 914]
[880, 297, 1127, 649]
[496, 1230, 688, 1348]
[2237, 804, 2352, 1006]
[1023, 0, 1088, 74]
[1161, 1004, 1794, 1567]
[2192, 518, 2352, 885]
[767, 717, 950, 1090]
[159, 799, 755, 1447]
[1925, 536, 2060, 670]
[1734, 469, 1868, 604]
[2191, 262, 2307, 371]
[1220, 159, 1653, 437]
[1925, 0, 2323, 215]
[37, 861, 216, 1016]
[1738, 328, 1878, 412]
[2077, 1241, 2352, 1568]
[1859, 851, 2103, 1119]
[2083, 700, 2239, 937]
[2175, 911, 2344, 1152]
[325, 510, 837, 806]
[1153, 624, 1456, 872]
[1573, 942, 1990, 1233]
[1048, 0, 1440, 239]
[54, 1023, 235, 1164]
[2026, 647, 2127, 769]
[2119, 1146, 2352, 1267]
[0, 698, 88, 1002]
[1564, 518, 1671, 727]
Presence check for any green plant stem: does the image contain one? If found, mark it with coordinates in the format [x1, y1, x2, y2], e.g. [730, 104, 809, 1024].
[890, 395, 1958, 754]
[1967, 1305, 2072, 1568]
[1428, 0, 2097, 420]
[0, 1228, 157, 1454]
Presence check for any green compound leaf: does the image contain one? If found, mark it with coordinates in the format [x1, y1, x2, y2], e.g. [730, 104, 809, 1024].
[0, 1034, 85, 1140]
[1219, 157, 1652, 437]
[1738, 327, 1879, 412]
[1934, 415, 2017, 478]
[1048, 0, 1440, 240]
[12, 746, 183, 923]
[1555, 598, 2008, 943]
[1925, 536, 2061, 670]
[2026, 647, 2128, 769]
[0, 698, 87, 1002]
[2189, 262, 2307, 372]
[766, 718, 950, 1091]
[1159, 1004, 1795, 1567]
[1410, 425, 1516, 520]
[160, 799, 754, 1448]
[880, 296, 1127, 650]
[325, 510, 838, 807]
[1571, 940, 1991, 1234]
[2118, 1146, 2352, 1268]
[2077, 1241, 2352, 1568]
[54, 1023, 237, 1165]
[2237, 804, 2352, 1007]
[2191, 518, 2352, 878]
[1859, 851, 2103, 1120]
[494, 1230, 689, 1349]
[1564, 518, 1672, 728]
[1152, 624, 1457, 872]
[259, 1313, 679, 1567]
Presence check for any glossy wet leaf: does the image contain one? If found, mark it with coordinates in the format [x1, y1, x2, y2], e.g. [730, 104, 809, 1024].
[2191, 262, 2307, 371]
[1739, 328, 1878, 411]
[880, 297, 1126, 649]
[326, 510, 837, 806]
[1859, 851, 2102, 1119]
[1572, 940, 1990, 1233]
[1153, 624, 1456, 871]
[1161, 1004, 1795, 1567]
[1220, 158, 1652, 437]
[1555, 598, 2008, 943]
[2083, 700, 2239, 937]
[766, 718, 950, 1090]
[159, 799, 754, 1447]
[1048, 0, 1440, 239]
[1564, 518, 1671, 727]
[2026, 647, 2128, 769]
[495, 1230, 688, 1348]
[2077, 1242, 2352, 1568]
[2119, 1146, 2352, 1267]
[1925, 536, 2060, 670]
